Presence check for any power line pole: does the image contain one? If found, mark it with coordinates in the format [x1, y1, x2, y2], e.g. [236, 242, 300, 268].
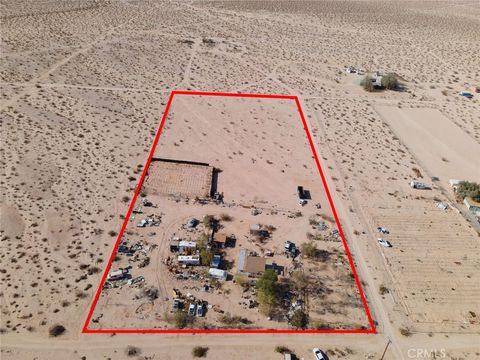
[380, 339, 392, 360]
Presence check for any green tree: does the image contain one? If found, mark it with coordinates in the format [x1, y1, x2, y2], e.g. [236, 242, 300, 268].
[457, 181, 480, 202]
[256, 269, 278, 316]
[200, 248, 214, 266]
[256, 269, 278, 295]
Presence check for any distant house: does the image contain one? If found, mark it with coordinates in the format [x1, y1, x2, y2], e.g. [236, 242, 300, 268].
[237, 250, 275, 275]
[464, 197, 480, 217]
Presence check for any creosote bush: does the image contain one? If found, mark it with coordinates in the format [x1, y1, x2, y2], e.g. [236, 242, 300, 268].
[381, 73, 399, 90]
[49, 324, 66, 337]
[361, 75, 374, 92]
[275, 345, 292, 354]
[192, 346, 209, 358]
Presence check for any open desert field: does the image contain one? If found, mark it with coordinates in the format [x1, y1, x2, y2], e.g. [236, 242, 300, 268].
[1, 0, 480, 359]
[88, 94, 370, 332]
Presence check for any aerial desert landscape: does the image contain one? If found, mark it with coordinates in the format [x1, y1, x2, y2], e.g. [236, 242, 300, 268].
[1, 0, 480, 359]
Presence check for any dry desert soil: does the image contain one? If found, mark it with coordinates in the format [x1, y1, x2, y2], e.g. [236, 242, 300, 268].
[1, 0, 480, 359]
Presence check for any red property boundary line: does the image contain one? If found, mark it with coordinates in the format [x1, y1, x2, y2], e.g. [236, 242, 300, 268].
[82, 90, 376, 334]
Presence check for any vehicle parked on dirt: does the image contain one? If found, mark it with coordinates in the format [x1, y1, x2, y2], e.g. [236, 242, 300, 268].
[378, 238, 392, 248]
[196, 304, 204, 317]
[188, 303, 197, 316]
[312, 348, 326, 360]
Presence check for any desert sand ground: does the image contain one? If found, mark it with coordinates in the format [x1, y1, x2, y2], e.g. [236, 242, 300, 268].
[89, 95, 370, 331]
[1, 0, 480, 359]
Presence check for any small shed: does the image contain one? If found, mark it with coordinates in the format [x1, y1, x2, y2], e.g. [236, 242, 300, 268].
[208, 268, 228, 280]
[170, 239, 180, 252]
[249, 224, 261, 235]
[212, 232, 228, 248]
[249, 224, 269, 239]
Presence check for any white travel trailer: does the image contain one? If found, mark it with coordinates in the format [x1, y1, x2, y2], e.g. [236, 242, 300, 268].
[208, 268, 228, 280]
[177, 255, 200, 266]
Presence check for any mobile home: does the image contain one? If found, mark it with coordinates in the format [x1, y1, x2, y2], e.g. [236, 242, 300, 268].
[177, 255, 200, 266]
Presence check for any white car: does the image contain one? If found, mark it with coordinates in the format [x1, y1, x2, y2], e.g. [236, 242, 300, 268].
[188, 303, 197, 316]
[312, 348, 326, 360]
[378, 238, 392, 248]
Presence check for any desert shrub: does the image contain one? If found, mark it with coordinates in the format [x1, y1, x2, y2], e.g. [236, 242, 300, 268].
[456, 181, 480, 202]
[202, 215, 217, 229]
[381, 73, 399, 90]
[126, 345, 140, 357]
[399, 327, 412, 336]
[87, 266, 101, 275]
[412, 167, 423, 178]
[264, 224, 276, 232]
[300, 241, 318, 258]
[275, 345, 292, 354]
[291, 270, 310, 292]
[192, 346, 209, 358]
[234, 274, 249, 288]
[379, 284, 389, 295]
[311, 320, 333, 330]
[48, 324, 66, 337]
[143, 287, 159, 301]
[219, 313, 251, 325]
[301, 243, 331, 261]
[174, 311, 188, 329]
[220, 213, 232, 221]
[290, 308, 309, 329]
[361, 75, 374, 92]
[197, 233, 209, 245]
[200, 248, 214, 266]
